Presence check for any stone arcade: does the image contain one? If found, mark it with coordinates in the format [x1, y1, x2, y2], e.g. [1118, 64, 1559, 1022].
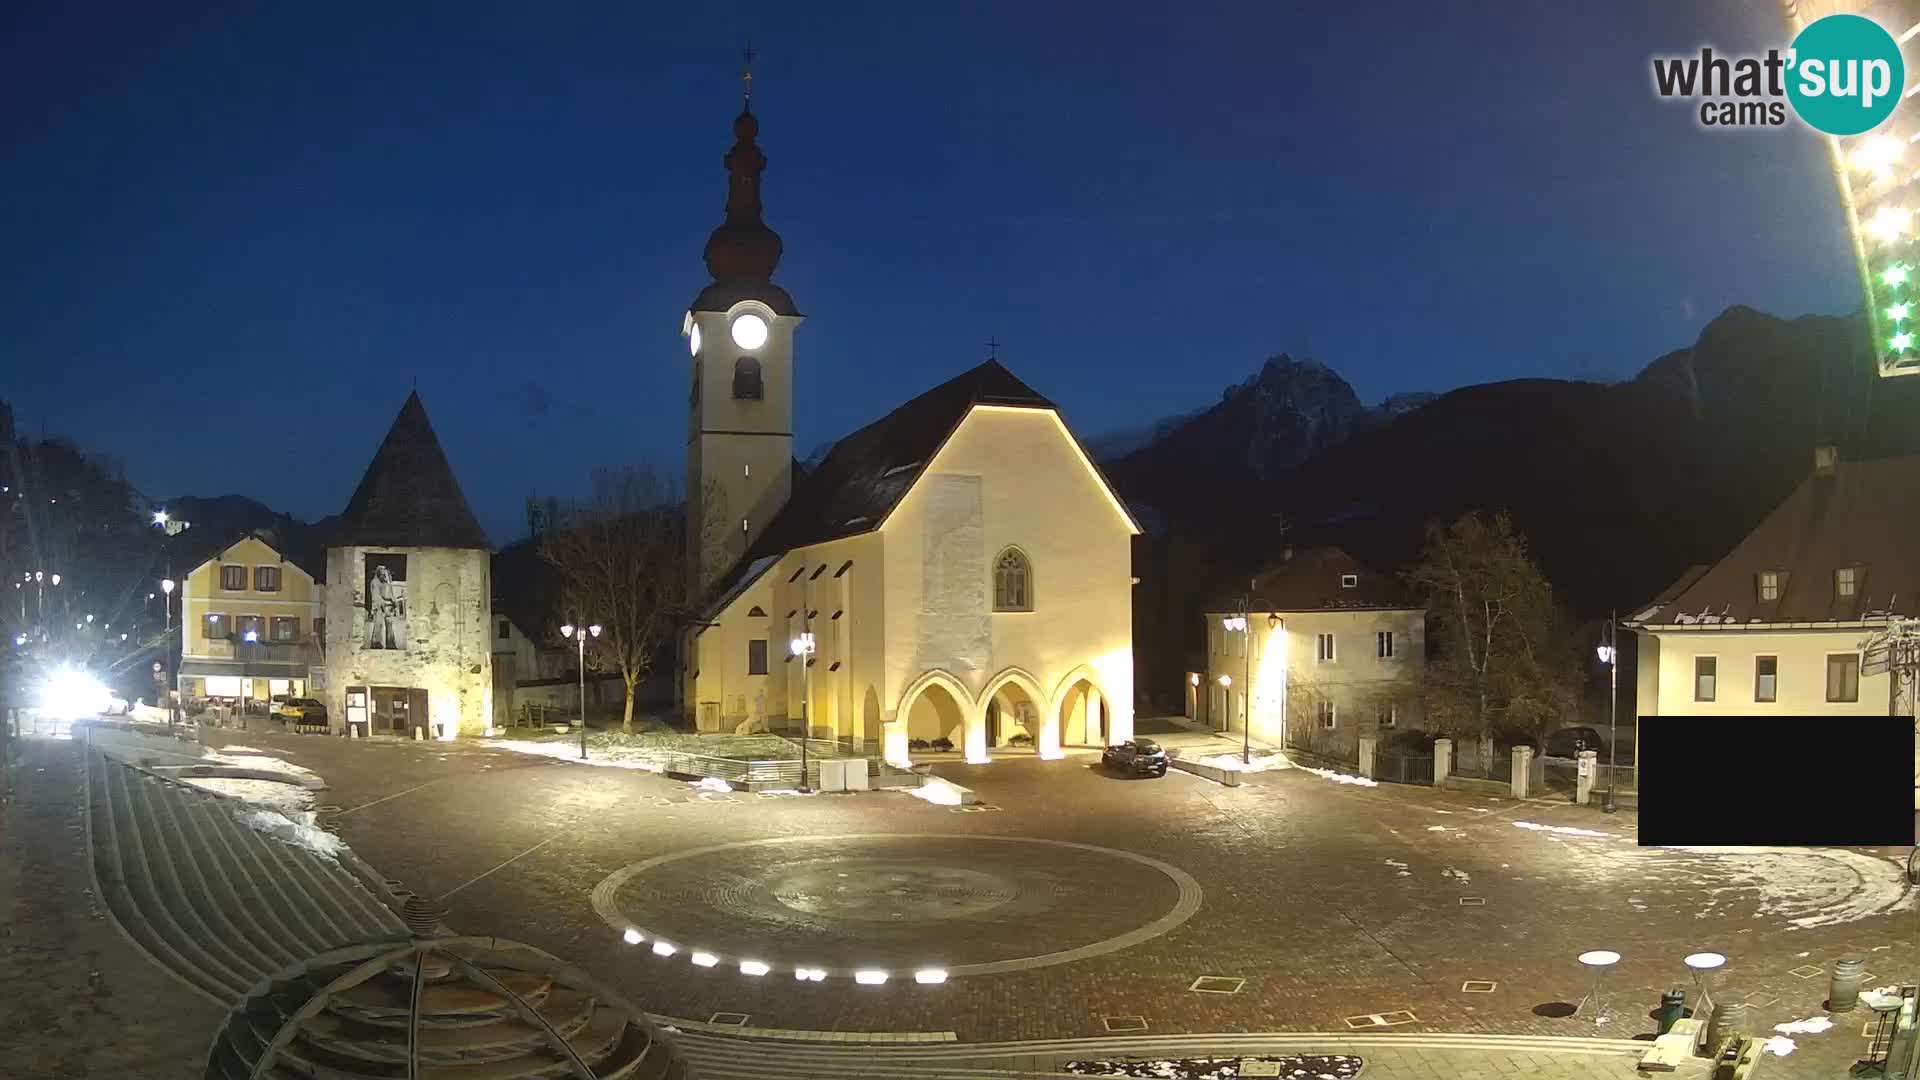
[678, 89, 1140, 765]
[319, 392, 494, 738]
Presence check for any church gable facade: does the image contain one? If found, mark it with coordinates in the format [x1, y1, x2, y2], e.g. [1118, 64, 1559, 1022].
[677, 88, 1137, 765]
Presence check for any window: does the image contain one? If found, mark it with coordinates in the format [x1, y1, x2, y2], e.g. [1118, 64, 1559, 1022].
[1757, 571, 1780, 601]
[220, 564, 246, 591]
[237, 615, 264, 643]
[1836, 566, 1857, 597]
[732, 356, 763, 399]
[747, 639, 768, 675]
[1375, 701, 1397, 728]
[1341, 574, 1358, 588]
[254, 566, 281, 592]
[314, 617, 326, 643]
[1694, 656, 1716, 701]
[497, 618, 510, 640]
[1826, 653, 1860, 702]
[1754, 655, 1777, 702]
[1317, 700, 1337, 729]
[271, 617, 298, 643]
[1316, 633, 1336, 663]
[204, 613, 227, 640]
[1376, 630, 1394, 659]
[993, 548, 1032, 611]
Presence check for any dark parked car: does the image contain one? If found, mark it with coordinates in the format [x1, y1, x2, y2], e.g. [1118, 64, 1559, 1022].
[1101, 738, 1169, 777]
[1542, 726, 1607, 761]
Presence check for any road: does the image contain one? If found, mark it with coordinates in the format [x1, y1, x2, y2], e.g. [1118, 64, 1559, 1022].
[198, 728, 1914, 1064]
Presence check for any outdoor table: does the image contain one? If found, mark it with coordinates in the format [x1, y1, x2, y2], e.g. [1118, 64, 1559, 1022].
[1575, 949, 1621, 1024]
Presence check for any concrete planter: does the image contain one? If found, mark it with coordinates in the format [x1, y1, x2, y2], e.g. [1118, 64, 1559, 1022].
[1168, 757, 1242, 787]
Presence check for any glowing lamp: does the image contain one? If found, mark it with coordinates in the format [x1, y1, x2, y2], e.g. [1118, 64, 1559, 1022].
[730, 312, 769, 350]
[913, 968, 948, 984]
[1595, 645, 1615, 664]
[853, 970, 888, 985]
[650, 941, 676, 957]
[622, 929, 642, 945]
[161, 579, 175, 595]
[1217, 675, 1231, 687]
[739, 960, 771, 976]
[690, 952, 719, 968]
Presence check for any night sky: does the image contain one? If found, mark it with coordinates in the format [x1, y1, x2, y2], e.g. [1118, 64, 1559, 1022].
[3, 1, 1864, 544]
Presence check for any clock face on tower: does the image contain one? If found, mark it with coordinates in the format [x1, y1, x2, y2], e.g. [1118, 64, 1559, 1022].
[730, 313, 769, 351]
[689, 323, 702, 357]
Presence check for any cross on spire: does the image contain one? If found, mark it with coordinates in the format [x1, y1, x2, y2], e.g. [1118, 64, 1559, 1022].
[741, 41, 756, 104]
[985, 336, 1000, 360]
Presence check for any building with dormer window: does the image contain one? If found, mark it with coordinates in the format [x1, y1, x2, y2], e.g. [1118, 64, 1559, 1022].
[1626, 447, 1919, 719]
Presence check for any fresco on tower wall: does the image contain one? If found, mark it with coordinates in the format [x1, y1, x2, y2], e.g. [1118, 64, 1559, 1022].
[363, 553, 410, 650]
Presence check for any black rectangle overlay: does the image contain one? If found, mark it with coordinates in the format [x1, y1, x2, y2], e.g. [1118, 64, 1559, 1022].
[1636, 715, 1915, 847]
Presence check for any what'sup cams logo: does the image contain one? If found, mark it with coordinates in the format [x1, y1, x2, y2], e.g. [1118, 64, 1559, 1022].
[1653, 14, 1905, 134]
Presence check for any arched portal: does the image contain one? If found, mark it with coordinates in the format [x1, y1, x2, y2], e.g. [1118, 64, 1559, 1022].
[980, 667, 1048, 757]
[1056, 674, 1108, 748]
[898, 670, 973, 755]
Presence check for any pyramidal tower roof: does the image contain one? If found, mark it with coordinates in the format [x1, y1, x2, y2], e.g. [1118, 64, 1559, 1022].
[330, 392, 490, 550]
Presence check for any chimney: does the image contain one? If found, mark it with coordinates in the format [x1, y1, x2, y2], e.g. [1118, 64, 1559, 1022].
[1813, 445, 1839, 477]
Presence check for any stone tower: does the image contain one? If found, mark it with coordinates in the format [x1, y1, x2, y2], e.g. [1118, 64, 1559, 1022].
[684, 83, 803, 607]
[320, 392, 493, 739]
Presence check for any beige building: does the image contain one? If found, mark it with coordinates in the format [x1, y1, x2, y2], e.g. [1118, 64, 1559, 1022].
[1627, 449, 1919, 722]
[176, 532, 323, 708]
[1195, 547, 1425, 760]
[318, 393, 494, 739]
[679, 96, 1140, 765]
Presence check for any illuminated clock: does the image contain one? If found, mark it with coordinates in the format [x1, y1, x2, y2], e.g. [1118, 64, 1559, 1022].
[730, 312, 769, 350]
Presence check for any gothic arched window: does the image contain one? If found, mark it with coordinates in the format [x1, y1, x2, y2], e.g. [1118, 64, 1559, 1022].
[993, 547, 1032, 612]
[732, 356, 763, 400]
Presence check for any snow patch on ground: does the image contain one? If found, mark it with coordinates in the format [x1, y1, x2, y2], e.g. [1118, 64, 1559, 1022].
[1663, 847, 1918, 929]
[687, 777, 732, 793]
[181, 776, 315, 811]
[1772, 1016, 1833, 1036]
[1759, 1036, 1797, 1057]
[1512, 820, 1615, 839]
[487, 738, 666, 771]
[237, 808, 344, 859]
[1443, 867, 1471, 885]
[1293, 763, 1378, 787]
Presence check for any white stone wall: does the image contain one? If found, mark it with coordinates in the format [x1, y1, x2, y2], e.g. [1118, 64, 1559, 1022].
[320, 545, 494, 737]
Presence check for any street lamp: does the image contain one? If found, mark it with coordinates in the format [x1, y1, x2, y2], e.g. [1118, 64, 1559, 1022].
[161, 578, 176, 728]
[1596, 611, 1619, 814]
[560, 622, 601, 760]
[790, 632, 817, 792]
[1221, 583, 1272, 764]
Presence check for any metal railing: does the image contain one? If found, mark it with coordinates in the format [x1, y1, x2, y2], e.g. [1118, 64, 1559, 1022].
[1374, 751, 1435, 786]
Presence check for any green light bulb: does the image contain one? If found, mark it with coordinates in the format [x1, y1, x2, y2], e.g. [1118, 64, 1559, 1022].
[1892, 303, 1912, 321]
[1885, 265, 1910, 287]
[1892, 332, 1914, 352]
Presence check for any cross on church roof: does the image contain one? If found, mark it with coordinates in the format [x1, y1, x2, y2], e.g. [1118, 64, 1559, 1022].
[985, 336, 1000, 359]
[741, 41, 755, 102]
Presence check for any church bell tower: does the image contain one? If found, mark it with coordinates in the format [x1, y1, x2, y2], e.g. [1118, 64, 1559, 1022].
[685, 57, 802, 606]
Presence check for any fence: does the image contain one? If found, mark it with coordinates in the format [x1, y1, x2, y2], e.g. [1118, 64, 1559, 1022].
[1449, 742, 1514, 783]
[1374, 750, 1434, 786]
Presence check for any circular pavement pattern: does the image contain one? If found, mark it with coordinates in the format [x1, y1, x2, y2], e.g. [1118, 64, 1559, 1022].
[590, 833, 1204, 978]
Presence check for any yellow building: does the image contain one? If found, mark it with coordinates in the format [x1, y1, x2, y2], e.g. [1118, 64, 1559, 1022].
[177, 532, 323, 708]
[679, 96, 1140, 765]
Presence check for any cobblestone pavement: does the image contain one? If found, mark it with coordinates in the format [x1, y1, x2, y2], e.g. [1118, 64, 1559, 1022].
[0, 738, 224, 1079]
[202, 730, 1916, 1077]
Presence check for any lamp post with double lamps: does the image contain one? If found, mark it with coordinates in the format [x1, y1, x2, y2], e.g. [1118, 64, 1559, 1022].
[1595, 611, 1619, 814]
[1221, 583, 1273, 765]
[561, 622, 601, 760]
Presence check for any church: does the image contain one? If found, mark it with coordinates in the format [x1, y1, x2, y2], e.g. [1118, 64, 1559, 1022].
[679, 88, 1139, 766]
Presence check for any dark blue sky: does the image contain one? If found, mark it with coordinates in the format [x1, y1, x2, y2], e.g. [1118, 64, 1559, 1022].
[3, 1, 1863, 544]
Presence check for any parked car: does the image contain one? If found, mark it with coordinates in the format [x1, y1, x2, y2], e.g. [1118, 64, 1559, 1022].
[268, 694, 292, 716]
[1542, 726, 1607, 761]
[279, 698, 328, 725]
[1101, 738, 1169, 777]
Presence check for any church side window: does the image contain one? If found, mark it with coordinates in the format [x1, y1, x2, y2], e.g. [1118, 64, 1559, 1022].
[732, 356, 763, 400]
[993, 547, 1032, 612]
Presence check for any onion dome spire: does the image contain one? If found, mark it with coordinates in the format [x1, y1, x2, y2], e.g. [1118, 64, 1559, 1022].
[703, 44, 783, 285]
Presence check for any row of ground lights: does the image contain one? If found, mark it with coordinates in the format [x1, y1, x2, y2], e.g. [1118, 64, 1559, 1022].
[622, 928, 947, 984]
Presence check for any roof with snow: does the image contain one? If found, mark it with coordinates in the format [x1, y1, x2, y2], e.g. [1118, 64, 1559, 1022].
[1629, 451, 1920, 627]
[330, 392, 490, 551]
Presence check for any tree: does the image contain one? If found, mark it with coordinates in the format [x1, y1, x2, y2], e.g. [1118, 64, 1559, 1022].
[1404, 512, 1577, 745]
[540, 465, 689, 734]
